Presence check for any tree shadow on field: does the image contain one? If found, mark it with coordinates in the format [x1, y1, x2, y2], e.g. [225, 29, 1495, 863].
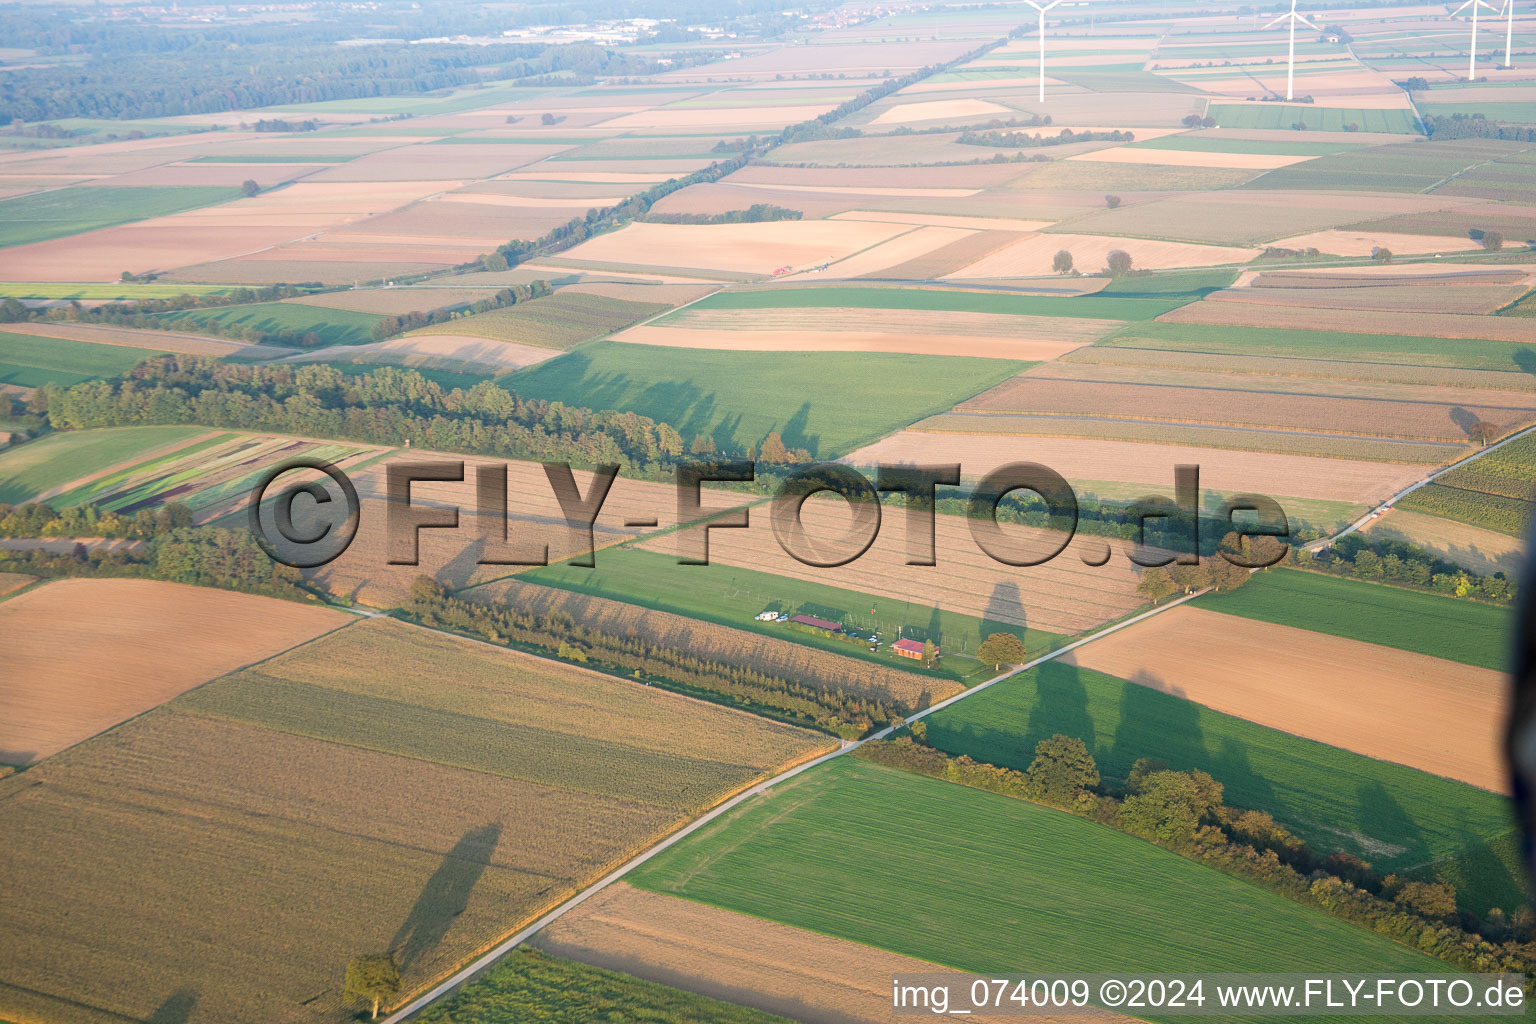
[779, 402, 820, 458]
[981, 581, 1027, 649]
[1512, 348, 1536, 380]
[1025, 660, 1096, 758]
[391, 824, 502, 971]
[146, 988, 198, 1024]
[1356, 781, 1428, 871]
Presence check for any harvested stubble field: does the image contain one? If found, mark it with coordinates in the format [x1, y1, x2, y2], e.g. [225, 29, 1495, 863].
[465, 578, 960, 707]
[1345, 204, 1536, 240]
[1003, 159, 1260, 192]
[630, 759, 1452, 988]
[955, 368, 1536, 444]
[286, 334, 561, 374]
[1364, 508, 1527, 576]
[1065, 604, 1507, 793]
[1052, 190, 1451, 246]
[0, 617, 829, 1024]
[1060, 343, 1536, 392]
[504, 342, 1027, 459]
[557, 220, 910, 276]
[410, 292, 671, 350]
[845, 430, 1432, 505]
[637, 501, 1142, 638]
[0, 571, 34, 597]
[1213, 282, 1529, 316]
[0, 577, 349, 764]
[817, 225, 978, 279]
[945, 232, 1259, 278]
[1262, 228, 1479, 258]
[928, 657, 1513, 876]
[535, 884, 1131, 1024]
[857, 229, 1038, 280]
[1158, 300, 1536, 342]
[1066, 146, 1310, 170]
[277, 453, 729, 607]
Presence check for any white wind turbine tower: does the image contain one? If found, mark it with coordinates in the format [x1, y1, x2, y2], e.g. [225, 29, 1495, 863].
[1499, 0, 1516, 68]
[1265, 0, 1319, 102]
[1022, 0, 1069, 104]
[1452, 0, 1500, 80]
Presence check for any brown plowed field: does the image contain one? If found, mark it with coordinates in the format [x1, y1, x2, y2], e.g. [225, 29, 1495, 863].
[0, 577, 349, 764]
[1066, 605, 1507, 792]
[535, 884, 1132, 1024]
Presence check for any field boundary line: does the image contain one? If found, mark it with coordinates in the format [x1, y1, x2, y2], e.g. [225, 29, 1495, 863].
[378, 583, 1213, 1023]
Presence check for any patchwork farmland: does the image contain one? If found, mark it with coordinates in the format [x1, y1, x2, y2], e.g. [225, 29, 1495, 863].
[5, 0, 1536, 1019]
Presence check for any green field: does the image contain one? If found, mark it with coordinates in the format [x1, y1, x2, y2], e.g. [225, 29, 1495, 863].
[1210, 104, 1420, 134]
[157, 302, 383, 346]
[1101, 320, 1536, 371]
[1417, 101, 1536, 123]
[678, 284, 1213, 323]
[923, 660, 1516, 877]
[422, 292, 670, 350]
[0, 425, 209, 504]
[1129, 135, 1359, 156]
[630, 759, 1451, 991]
[1197, 568, 1510, 670]
[502, 341, 1026, 457]
[0, 331, 164, 388]
[514, 545, 1054, 682]
[414, 948, 790, 1024]
[0, 186, 241, 249]
[1251, 138, 1525, 191]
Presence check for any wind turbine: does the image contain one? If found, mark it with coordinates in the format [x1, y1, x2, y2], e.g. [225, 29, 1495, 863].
[1499, 0, 1516, 68]
[1452, 0, 1500, 80]
[1022, 0, 1068, 104]
[1265, 0, 1318, 102]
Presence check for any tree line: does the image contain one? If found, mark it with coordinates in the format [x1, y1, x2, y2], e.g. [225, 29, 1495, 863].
[0, 500, 192, 540]
[370, 281, 553, 342]
[404, 577, 906, 738]
[956, 127, 1135, 148]
[861, 732, 1536, 979]
[1297, 530, 1516, 604]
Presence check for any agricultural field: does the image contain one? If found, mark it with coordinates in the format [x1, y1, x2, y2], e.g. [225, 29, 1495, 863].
[415, 291, 672, 350]
[535, 884, 1128, 1024]
[630, 759, 1454, 982]
[1208, 104, 1420, 134]
[1106, 319, 1536, 367]
[0, 617, 830, 1024]
[156, 300, 384, 346]
[1405, 434, 1536, 534]
[1197, 568, 1510, 670]
[518, 545, 1050, 684]
[0, 425, 213, 504]
[413, 947, 794, 1024]
[503, 341, 1027, 458]
[0, 185, 240, 248]
[925, 652, 1515, 875]
[0, 329, 165, 387]
[0, 577, 350, 764]
[1363, 508, 1528, 576]
[1060, 604, 1508, 793]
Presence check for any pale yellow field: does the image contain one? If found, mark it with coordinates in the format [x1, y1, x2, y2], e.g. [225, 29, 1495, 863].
[947, 232, 1259, 278]
[1363, 509, 1527, 577]
[640, 503, 1144, 637]
[817, 225, 975, 278]
[0, 578, 350, 764]
[831, 210, 1054, 231]
[436, 191, 625, 208]
[1069, 147, 1313, 170]
[1266, 229, 1483, 258]
[726, 180, 982, 198]
[594, 105, 836, 129]
[283, 334, 562, 372]
[558, 219, 910, 275]
[870, 98, 1014, 124]
[1066, 605, 1507, 792]
[844, 431, 1432, 505]
[536, 884, 1131, 1024]
[614, 324, 1089, 360]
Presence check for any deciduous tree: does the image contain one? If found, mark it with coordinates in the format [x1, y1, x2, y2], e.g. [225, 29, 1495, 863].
[976, 631, 1027, 670]
[1026, 734, 1099, 804]
[344, 953, 401, 1020]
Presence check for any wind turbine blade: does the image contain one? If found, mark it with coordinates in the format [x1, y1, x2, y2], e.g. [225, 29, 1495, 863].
[1296, 12, 1320, 27]
[1263, 13, 1289, 27]
[1450, 0, 1477, 15]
